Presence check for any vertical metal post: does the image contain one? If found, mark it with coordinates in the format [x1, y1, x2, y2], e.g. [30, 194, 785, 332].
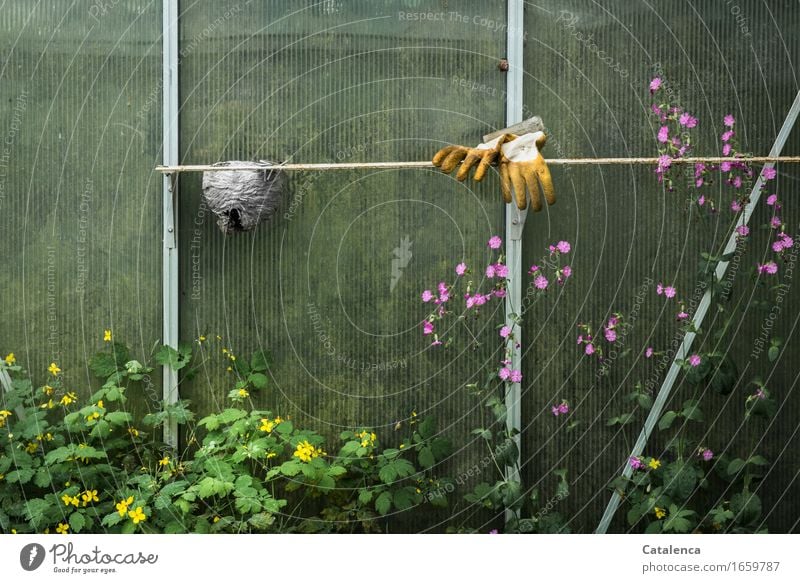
[504, 0, 525, 523]
[162, 0, 179, 449]
[596, 89, 800, 533]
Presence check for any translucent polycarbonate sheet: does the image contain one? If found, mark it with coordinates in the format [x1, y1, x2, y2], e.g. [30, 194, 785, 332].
[177, 1, 508, 532]
[0, 1, 163, 417]
[521, 0, 800, 533]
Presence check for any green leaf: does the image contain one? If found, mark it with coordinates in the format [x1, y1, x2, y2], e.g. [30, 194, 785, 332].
[658, 411, 678, 431]
[748, 455, 769, 466]
[767, 345, 779, 362]
[69, 511, 86, 533]
[727, 458, 747, 476]
[418, 446, 435, 469]
[250, 351, 269, 372]
[662, 463, 697, 501]
[393, 487, 415, 511]
[155, 344, 191, 371]
[375, 491, 392, 515]
[356, 489, 373, 505]
[198, 414, 219, 431]
[249, 373, 268, 389]
[731, 491, 762, 525]
[379, 463, 398, 484]
[33, 467, 53, 488]
[6, 467, 34, 484]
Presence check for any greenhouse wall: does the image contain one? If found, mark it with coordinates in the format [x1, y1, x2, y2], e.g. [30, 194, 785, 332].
[1, 0, 798, 533]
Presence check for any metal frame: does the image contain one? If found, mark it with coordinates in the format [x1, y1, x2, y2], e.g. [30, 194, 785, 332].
[596, 89, 800, 533]
[162, 0, 179, 450]
[504, 0, 525, 522]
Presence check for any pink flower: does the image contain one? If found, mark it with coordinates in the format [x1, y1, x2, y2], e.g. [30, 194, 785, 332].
[723, 114, 735, 127]
[456, 262, 467, 276]
[421, 290, 433, 302]
[645, 347, 654, 358]
[465, 294, 476, 309]
[696, 179, 704, 189]
[688, 354, 702, 367]
[488, 236, 502, 249]
[656, 283, 663, 295]
[474, 294, 488, 306]
[423, 321, 434, 335]
[772, 240, 785, 253]
[679, 113, 698, 128]
[676, 311, 689, 320]
[500, 326, 512, 338]
[664, 286, 676, 299]
[762, 167, 777, 180]
[528, 264, 540, 274]
[584, 343, 595, 356]
[649, 78, 662, 93]
[721, 130, 734, 142]
[438, 282, 448, 295]
[485, 264, 496, 278]
[701, 449, 714, 461]
[488, 529, 498, 534]
[736, 225, 749, 237]
[771, 216, 783, 228]
[754, 388, 766, 400]
[562, 265, 573, 278]
[556, 240, 571, 254]
[722, 143, 732, 155]
[629, 456, 644, 470]
[766, 194, 778, 206]
[551, 406, 560, 416]
[534, 274, 548, 290]
[558, 402, 569, 415]
[657, 154, 672, 170]
[510, 369, 522, 383]
[493, 288, 506, 299]
[720, 161, 732, 172]
[730, 200, 742, 212]
[758, 261, 778, 275]
[604, 328, 617, 343]
[498, 367, 511, 381]
[431, 339, 442, 346]
[495, 264, 509, 278]
[732, 176, 742, 189]
[657, 126, 669, 143]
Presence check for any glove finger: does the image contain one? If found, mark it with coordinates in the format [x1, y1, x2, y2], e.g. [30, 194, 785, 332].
[456, 151, 482, 181]
[432, 146, 458, 167]
[525, 170, 542, 212]
[473, 152, 495, 182]
[510, 164, 528, 210]
[536, 161, 556, 205]
[499, 162, 513, 204]
[441, 148, 468, 174]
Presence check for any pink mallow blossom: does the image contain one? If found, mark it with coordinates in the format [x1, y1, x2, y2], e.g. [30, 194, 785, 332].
[762, 167, 777, 180]
[495, 264, 509, 278]
[736, 225, 750, 237]
[688, 354, 702, 367]
[657, 126, 670, 143]
[723, 114, 735, 127]
[721, 130, 734, 142]
[766, 194, 778, 206]
[604, 327, 617, 343]
[585, 343, 595, 356]
[629, 456, 644, 470]
[488, 236, 502, 249]
[456, 262, 467, 276]
[758, 261, 778, 275]
[645, 347, 654, 358]
[557, 240, 571, 254]
[498, 367, 511, 381]
[534, 274, 548, 290]
[510, 369, 522, 383]
[421, 290, 433, 302]
[500, 326, 512, 338]
[679, 113, 698, 128]
[701, 448, 714, 461]
[649, 78, 662, 93]
[423, 321, 434, 335]
[485, 264, 496, 278]
[551, 401, 570, 417]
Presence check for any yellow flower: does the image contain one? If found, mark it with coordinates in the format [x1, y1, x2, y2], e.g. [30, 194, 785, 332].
[4, 353, 16, 365]
[213, 516, 220, 523]
[259, 419, 275, 433]
[128, 506, 146, 524]
[399, 443, 405, 449]
[293, 440, 324, 463]
[237, 388, 249, 398]
[56, 523, 70, 534]
[648, 458, 661, 470]
[43, 385, 54, 396]
[60, 392, 77, 406]
[0, 473, 4, 481]
[41, 399, 54, 409]
[0, 410, 10, 429]
[103, 329, 112, 342]
[61, 494, 73, 506]
[116, 496, 134, 517]
[266, 452, 277, 459]
[273, 416, 283, 424]
[25, 442, 38, 454]
[86, 412, 101, 422]
[198, 335, 207, 343]
[81, 489, 99, 506]
[226, 366, 232, 373]
[158, 456, 170, 467]
[128, 427, 140, 438]
[48, 362, 61, 376]
[654, 507, 667, 520]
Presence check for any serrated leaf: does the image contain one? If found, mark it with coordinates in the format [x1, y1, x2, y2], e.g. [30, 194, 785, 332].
[658, 411, 678, 431]
[249, 373, 268, 389]
[69, 511, 86, 533]
[418, 446, 435, 469]
[358, 489, 373, 504]
[375, 491, 392, 515]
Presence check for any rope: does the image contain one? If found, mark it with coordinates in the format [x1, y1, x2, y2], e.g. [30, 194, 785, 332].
[155, 156, 800, 173]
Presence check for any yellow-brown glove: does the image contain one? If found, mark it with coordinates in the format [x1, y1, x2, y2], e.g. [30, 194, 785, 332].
[432, 134, 513, 182]
[498, 131, 555, 211]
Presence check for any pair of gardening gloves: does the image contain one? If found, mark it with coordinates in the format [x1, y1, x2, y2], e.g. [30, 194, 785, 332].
[432, 131, 555, 211]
